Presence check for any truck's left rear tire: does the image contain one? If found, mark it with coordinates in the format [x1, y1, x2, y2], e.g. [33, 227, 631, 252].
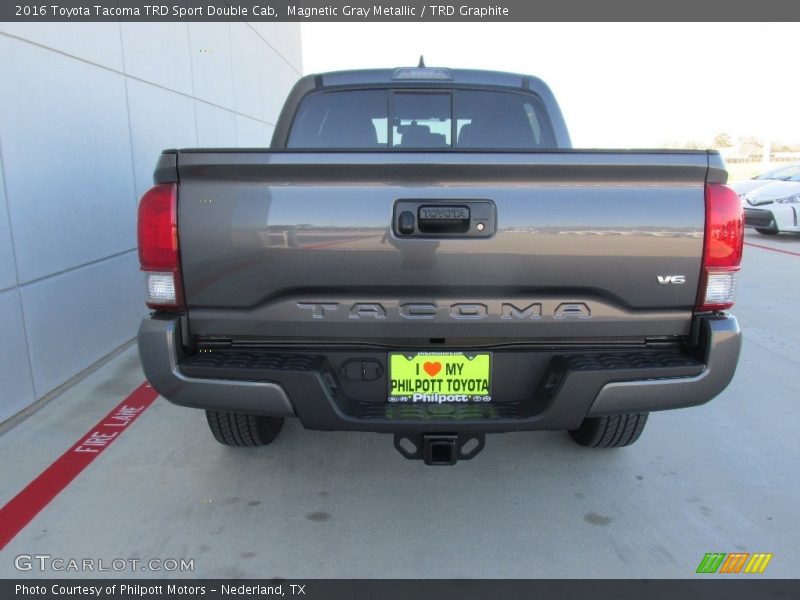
[205, 410, 284, 446]
[568, 413, 648, 448]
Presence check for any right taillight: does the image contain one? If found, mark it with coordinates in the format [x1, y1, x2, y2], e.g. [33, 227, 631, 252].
[137, 183, 183, 310]
[696, 183, 744, 312]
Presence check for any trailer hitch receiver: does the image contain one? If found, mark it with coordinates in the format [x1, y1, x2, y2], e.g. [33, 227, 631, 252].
[393, 432, 485, 465]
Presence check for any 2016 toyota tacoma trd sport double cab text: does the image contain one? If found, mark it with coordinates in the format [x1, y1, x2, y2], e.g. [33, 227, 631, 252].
[136, 67, 743, 465]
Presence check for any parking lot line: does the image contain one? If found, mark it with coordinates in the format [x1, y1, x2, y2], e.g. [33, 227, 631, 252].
[0, 382, 157, 550]
[744, 241, 800, 258]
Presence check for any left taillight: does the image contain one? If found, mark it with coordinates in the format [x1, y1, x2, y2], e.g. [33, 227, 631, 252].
[137, 183, 183, 310]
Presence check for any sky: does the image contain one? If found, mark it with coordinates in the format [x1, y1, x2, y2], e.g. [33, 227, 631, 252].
[301, 22, 798, 149]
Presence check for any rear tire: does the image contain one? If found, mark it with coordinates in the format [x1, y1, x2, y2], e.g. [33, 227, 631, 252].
[755, 228, 778, 235]
[206, 410, 284, 446]
[568, 413, 648, 448]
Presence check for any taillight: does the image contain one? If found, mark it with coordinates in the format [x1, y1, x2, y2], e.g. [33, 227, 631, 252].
[696, 183, 743, 311]
[137, 183, 183, 310]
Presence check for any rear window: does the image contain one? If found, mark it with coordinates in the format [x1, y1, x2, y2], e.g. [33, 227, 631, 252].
[286, 89, 555, 150]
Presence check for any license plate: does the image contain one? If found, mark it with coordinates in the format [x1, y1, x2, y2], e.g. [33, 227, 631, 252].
[388, 352, 492, 404]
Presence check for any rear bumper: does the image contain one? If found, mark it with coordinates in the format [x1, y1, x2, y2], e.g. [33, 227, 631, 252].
[586, 315, 740, 415]
[138, 315, 296, 418]
[138, 314, 740, 433]
[745, 205, 800, 232]
[744, 207, 778, 231]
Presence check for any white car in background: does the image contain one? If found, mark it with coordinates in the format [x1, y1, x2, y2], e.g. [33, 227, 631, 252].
[742, 174, 800, 235]
[730, 162, 800, 198]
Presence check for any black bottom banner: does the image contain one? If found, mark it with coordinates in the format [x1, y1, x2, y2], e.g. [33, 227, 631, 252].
[4, 579, 800, 600]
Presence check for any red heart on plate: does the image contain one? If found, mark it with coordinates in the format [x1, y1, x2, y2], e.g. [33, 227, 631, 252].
[423, 361, 442, 377]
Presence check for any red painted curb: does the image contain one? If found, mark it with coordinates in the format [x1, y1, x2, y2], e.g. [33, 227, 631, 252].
[0, 382, 158, 550]
[745, 241, 800, 257]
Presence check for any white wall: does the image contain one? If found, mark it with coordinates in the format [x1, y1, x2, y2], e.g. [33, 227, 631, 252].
[0, 22, 302, 422]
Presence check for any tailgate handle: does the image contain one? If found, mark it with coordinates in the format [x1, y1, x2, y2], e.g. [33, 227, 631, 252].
[417, 205, 470, 234]
[393, 199, 495, 238]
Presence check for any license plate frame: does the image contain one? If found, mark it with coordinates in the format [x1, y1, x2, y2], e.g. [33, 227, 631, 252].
[388, 352, 492, 404]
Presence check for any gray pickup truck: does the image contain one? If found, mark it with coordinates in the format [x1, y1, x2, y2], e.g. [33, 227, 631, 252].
[137, 66, 743, 465]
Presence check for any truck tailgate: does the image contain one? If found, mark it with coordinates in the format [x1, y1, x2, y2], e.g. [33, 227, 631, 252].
[175, 151, 717, 343]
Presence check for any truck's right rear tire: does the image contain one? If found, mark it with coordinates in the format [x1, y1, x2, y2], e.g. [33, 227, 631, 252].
[755, 228, 778, 235]
[568, 413, 648, 448]
[205, 410, 284, 446]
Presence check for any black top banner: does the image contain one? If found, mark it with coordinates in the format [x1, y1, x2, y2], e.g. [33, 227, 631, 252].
[3, 0, 800, 21]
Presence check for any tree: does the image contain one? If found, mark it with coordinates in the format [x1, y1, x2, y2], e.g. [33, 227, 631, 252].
[713, 132, 733, 149]
[738, 136, 762, 157]
[683, 140, 705, 150]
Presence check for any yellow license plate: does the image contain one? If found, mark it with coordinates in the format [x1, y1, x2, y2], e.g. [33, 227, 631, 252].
[388, 352, 492, 403]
